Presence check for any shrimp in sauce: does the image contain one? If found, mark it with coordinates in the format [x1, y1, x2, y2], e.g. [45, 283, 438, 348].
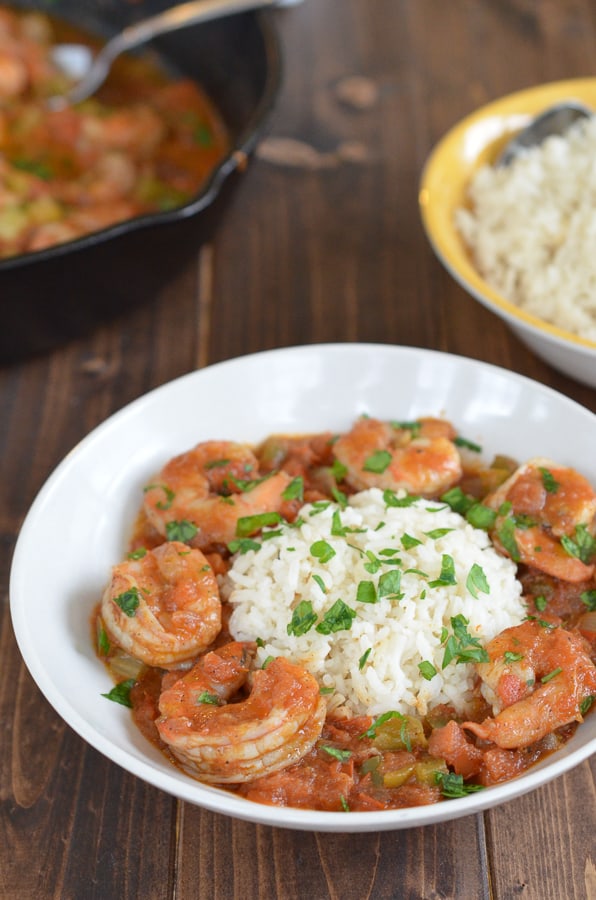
[333, 416, 462, 497]
[100, 541, 221, 669]
[143, 440, 295, 551]
[485, 458, 596, 583]
[157, 643, 327, 783]
[463, 618, 596, 749]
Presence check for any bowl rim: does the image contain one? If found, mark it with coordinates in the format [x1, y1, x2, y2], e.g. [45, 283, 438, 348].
[0, 8, 282, 271]
[419, 77, 596, 354]
[9, 342, 596, 832]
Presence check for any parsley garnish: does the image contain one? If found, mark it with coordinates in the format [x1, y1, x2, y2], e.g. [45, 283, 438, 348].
[541, 667, 563, 684]
[359, 648, 372, 669]
[581, 590, 596, 611]
[363, 450, 392, 474]
[539, 467, 559, 494]
[356, 580, 378, 604]
[434, 771, 484, 798]
[310, 540, 336, 563]
[127, 547, 147, 560]
[236, 512, 282, 537]
[418, 660, 437, 681]
[228, 537, 261, 554]
[360, 710, 403, 739]
[315, 599, 356, 634]
[560, 524, 596, 564]
[282, 477, 304, 502]
[114, 588, 140, 617]
[322, 745, 352, 762]
[441, 614, 489, 668]
[466, 563, 490, 599]
[166, 519, 198, 542]
[378, 569, 403, 599]
[197, 691, 220, 705]
[454, 435, 482, 453]
[287, 600, 318, 637]
[101, 679, 135, 707]
[429, 554, 457, 587]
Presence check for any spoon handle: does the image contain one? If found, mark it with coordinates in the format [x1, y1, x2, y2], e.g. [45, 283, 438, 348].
[67, 0, 279, 105]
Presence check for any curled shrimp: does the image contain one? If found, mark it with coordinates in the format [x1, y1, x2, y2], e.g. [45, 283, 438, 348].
[463, 618, 596, 749]
[156, 642, 327, 783]
[333, 416, 462, 496]
[143, 440, 293, 551]
[100, 541, 221, 669]
[485, 458, 596, 582]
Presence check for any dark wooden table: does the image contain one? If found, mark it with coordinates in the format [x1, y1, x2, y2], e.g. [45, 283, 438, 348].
[3, 1, 596, 897]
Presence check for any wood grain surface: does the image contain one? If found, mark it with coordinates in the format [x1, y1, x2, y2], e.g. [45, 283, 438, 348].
[2, 1, 596, 898]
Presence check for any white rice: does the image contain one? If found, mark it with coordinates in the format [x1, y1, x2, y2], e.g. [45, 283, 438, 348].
[224, 488, 526, 718]
[455, 115, 596, 341]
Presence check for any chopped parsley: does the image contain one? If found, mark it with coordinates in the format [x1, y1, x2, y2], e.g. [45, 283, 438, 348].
[441, 614, 489, 668]
[127, 547, 147, 560]
[540, 667, 563, 684]
[378, 569, 403, 599]
[360, 710, 403, 739]
[310, 539, 336, 563]
[454, 435, 482, 453]
[315, 599, 356, 634]
[166, 519, 198, 542]
[418, 660, 438, 681]
[287, 600, 318, 637]
[539, 467, 559, 494]
[114, 587, 140, 617]
[581, 590, 596, 611]
[466, 563, 490, 599]
[101, 679, 135, 708]
[359, 648, 372, 669]
[228, 537, 261, 555]
[363, 450, 392, 474]
[560, 524, 596, 564]
[321, 745, 352, 762]
[236, 511, 282, 537]
[429, 554, 457, 587]
[197, 691, 220, 705]
[434, 771, 484, 798]
[282, 477, 304, 502]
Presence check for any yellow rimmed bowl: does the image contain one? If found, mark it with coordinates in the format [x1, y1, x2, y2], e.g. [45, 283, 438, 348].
[419, 79, 596, 388]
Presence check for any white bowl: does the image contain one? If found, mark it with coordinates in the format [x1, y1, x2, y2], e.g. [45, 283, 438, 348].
[10, 343, 596, 832]
[419, 79, 596, 388]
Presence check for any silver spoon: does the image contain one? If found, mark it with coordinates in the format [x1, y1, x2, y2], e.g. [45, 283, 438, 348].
[496, 100, 592, 166]
[49, 0, 282, 108]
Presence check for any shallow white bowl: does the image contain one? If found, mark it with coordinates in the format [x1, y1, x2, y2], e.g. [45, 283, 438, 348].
[10, 343, 596, 832]
[419, 79, 596, 388]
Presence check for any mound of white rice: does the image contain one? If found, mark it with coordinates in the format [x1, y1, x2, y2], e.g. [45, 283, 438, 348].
[456, 115, 596, 342]
[224, 488, 525, 718]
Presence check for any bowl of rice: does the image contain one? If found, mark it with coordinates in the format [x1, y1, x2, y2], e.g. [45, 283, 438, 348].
[9, 343, 596, 832]
[419, 79, 596, 388]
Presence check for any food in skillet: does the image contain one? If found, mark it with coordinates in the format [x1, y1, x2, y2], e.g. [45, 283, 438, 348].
[0, 6, 228, 258]
[95, 416, 596, 811]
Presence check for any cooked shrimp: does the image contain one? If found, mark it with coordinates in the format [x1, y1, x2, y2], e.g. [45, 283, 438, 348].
[485, 458, 596, 582]
[463, 618, 596, 749]
[333, 416, 462, 496]
[100, 541, 221, 669]
[157, 643, 327, 783]
[0, 49, 27, 98]
[80, 106, 165, 155]
[143, 440, 293, 550]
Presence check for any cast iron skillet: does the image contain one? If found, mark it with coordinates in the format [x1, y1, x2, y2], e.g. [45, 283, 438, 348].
[2, 1, 281, 363]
